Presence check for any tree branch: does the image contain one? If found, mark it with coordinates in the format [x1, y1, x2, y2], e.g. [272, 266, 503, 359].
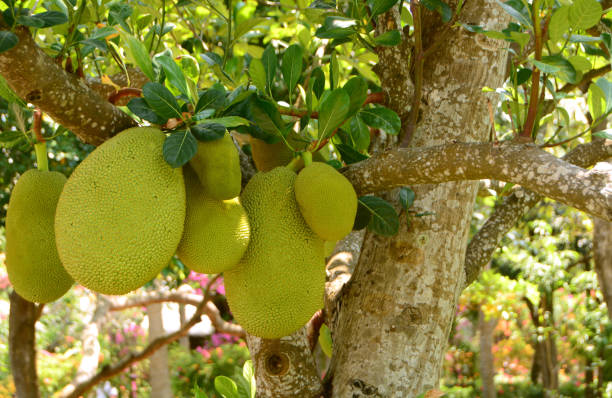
[463, 139, 612, 285]
[342, 141, 612, 221]
[0, 27, 136, 145]
[61, 277, 226, 398]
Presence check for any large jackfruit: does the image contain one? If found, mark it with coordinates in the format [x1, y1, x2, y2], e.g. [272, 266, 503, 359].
[177, 166, 250, 274]
[55, 127, 185, 295]
[294, 162, 357, 241]
[189, 132, 241, 200]
[224, 167, 325, 339]
[5, 170, 73, 303]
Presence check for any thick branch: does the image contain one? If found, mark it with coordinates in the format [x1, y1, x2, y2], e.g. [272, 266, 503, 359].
[0, 27, 136, 145]
[464, 140, 612, 285]
[9, 291, 40, 398]
[108, 289, 245, 337]
[342, 141, 612, 221]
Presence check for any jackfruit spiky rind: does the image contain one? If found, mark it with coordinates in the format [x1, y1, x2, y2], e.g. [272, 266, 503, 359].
[189, 132, 241, 200]
[177, 166, 250, 274]
[294, 162, 358, 241]
[55, 127, 186, 295]
[5, 169, 73, 303]
[224, 167, 325, 339]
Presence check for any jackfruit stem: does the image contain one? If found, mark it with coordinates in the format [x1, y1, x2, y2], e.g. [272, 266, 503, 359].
[34, 142, 49, 172]
[286, 156, 304, 172]
[301, 152, 313, 167]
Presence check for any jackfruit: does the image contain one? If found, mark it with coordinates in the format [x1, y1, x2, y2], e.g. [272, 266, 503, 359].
[5, 170, 73, 303]
[250, 134, 327, 172]
[324, 240, 337, 257]
[55, 127, 185, 295]
[224, 167, 325, 339]
[177, 166, 250, 274]
[189, 132, 241, 200]
[294, 162, 357, 241]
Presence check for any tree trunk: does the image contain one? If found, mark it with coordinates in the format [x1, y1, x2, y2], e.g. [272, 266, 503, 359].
[9, 291, 40, 398]
[147, 303, 172, 398]
[329, 3, 510, 396]
[594, 218, 612, 320]
[178, 303, 190, 349]
[479, 310, 497, 398]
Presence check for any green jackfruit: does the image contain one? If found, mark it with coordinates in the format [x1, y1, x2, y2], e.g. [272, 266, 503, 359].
[55, 127, 185, 295]
[251, 138, 294, 172]
[177, 166, 250, 274]
[294, 162, 357, 241]
[5, 170, 73, 303]
[224, 167, 325, 339]
[189, 132, 241, 200]
[324, 240, 337, 257]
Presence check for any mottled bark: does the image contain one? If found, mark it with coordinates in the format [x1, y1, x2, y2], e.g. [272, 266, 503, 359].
[330, 2, 510, 396]
[246, 329, 322, 398]
[594, 218, 612, 320]
[479, 310, 497, 398]
[148, 303, 172, 398]
[0, 27, 136, 145]
[9, 291, 40, 398]
[464, 140, 612, 285]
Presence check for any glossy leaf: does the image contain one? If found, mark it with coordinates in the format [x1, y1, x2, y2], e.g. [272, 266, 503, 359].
[343, 76, 368, 117]
[318, 88, 350, 139]
[191, 123, 226, 141]
[336, 143, 369, 164]
[214, 376, 239, 398]
[373, 30, 401, 46]
[282, 44, 304, 97]
[127, 98, 167, 124]
[163, 130, 198, 168]
[249, 58, 267, 93]
[142, 82, 182, 119]
[156, 54, 190, 100]
[122, 33, 155, 81]
[359, 195, 400, 236]
[367, 0, 399, 18]
[319, 324, 333, 357]
[195, 88, 226, 113]
[262, 45, 277, 93]
[421, 0, 452, 22]
[0, 31, 18, 54]
[569, 0, 602, 30]
[315, 16, 357, 39]
[399, 187, 416, 210]
[359, 107, 401, 135]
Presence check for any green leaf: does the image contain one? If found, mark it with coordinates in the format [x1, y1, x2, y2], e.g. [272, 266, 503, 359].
[588, 83, 605, 120]
[421, 0, 452, 22]
[359, 107, 401, 135]
[33, 11, 68, 27]
[262, 45, 277, 93]
[359, 196, 400, 236]
[195, 88, 226, 113]
[593, 129, 612, 139]
[155, 54, 191, 100]
[249, 58, 267, 93]
[367, 0, 399, 18]
[319, 324, 333, 357]
[127, 98, 167, 124]
[311, 67, 325, 99]
[191, 123, 226, 141]
[330, 51, 339, 90]
[595, 78, 612, 114]
[215, 376, 239, 398]
[373, 30, 401, 46]
[242, 361, 256, 398]
[315, 16, 357, 39]
[548, 6, 569, 42]
[349, 115, 370, 151]
[205, 116, 252, 127]
[343, 77, 368, 117]
[281, 44, 304, 98]
[17, 15, 45, 28]
[0, 74, 23, 105]
[142, 82, 182, 119]
[163, 130, 198, 168]
[495, 0, 532, 27]
[201, 52, 223, 66]
[353, 200, 372, 230]
[533, 55, 576, 83]
[0, 31, 18, 53]
[336, 143, 369, 164]
[399, 187, 415, 210]
[318, 88, 350, 139]
[569, 0, 602, 30]
[121, 33, 155, 82]
[251, 95, 286, 136]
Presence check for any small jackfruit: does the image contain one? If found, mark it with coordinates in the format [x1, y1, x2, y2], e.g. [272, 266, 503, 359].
[224, 167, 325, 339]
[55, 127, 185, 295]
[251, 137, 295, 172]
[189, 132, 241, 200]
[5, 170, 73, 303]
[294, 162, 357, 241]
[177, 166, 250, 274]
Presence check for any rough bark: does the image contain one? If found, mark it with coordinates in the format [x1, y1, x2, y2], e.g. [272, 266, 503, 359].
[9, 291, 40, 398]
[246, 328, 323, 398]
[342, 141, 612, 221]
[0, 27, 136, 145]
[147, 303, 172, 398]
[478, 310, 497, 398]
[594, 218, 612, 320]
[329, 3, 510, 396]
[464, 140, 612, 285]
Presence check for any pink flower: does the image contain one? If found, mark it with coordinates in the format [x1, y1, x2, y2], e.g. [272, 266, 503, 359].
[196, 346, 211, 359]
[115, 331, 125, 344]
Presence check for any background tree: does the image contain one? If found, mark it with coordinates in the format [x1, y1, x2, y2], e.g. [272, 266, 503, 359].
[0, 0, 611, 397]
